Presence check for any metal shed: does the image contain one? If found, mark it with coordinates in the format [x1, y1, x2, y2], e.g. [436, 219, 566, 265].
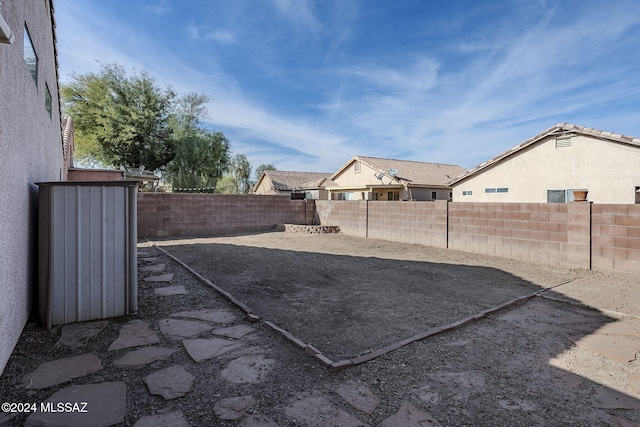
[38, 181, 138, 329]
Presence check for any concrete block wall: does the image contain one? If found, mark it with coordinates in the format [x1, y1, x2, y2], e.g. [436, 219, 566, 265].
[315, 200, 368, 238]
[592, 204, 640, 273]
[138, 193, 313, 238]
[448, 202, 573, 266]
[367, 200, 448, 248]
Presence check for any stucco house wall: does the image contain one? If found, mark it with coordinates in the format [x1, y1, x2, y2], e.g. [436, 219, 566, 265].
[0, 0, 63, 374]
[452, 125, 640, 204]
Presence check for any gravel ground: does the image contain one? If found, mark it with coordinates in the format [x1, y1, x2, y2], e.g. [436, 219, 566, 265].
[0, 231, 638, 426]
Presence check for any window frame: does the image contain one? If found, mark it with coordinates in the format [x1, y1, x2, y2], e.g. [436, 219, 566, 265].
[23, 25, 38, 85]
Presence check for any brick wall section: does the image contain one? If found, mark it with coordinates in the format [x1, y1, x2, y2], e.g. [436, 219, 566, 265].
[315, 200, 367, 238]
[448, 202, 576, 266]
[367, 200, 448, 248]
[137, 193, 313, 238]
[592, 204, 640, 273]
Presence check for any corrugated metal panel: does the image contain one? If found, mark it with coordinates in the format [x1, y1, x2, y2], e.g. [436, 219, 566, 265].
[38, 182, 137, 329]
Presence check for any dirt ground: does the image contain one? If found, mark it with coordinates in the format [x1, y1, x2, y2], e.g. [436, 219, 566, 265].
[1, 231, 638, 426]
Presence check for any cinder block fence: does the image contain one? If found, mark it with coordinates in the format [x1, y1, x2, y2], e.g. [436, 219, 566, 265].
[137, 193, 315, 237]
[137, 194, 640, 273]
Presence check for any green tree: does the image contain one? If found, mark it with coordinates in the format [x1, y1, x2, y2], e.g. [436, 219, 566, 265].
[254, 163, 277, 182]
[216, 154, 253, 194]
[165, 93, 231, 190]
[61, 63, 176, 171]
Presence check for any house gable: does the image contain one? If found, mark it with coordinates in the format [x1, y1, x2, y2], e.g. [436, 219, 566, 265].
[452, 124, 640, 204]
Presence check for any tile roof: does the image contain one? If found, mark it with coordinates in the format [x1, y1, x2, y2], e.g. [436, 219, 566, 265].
[450, 123, 640, 185]
[259, 171, 333, 192]
[334, 156, 467, 187]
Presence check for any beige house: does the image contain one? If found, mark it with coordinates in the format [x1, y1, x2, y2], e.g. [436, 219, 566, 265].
[450, 123, 640, 204]
[253, 170, 334, 199]
[0, 0, 64, 374]
[328, 156, 467, 201]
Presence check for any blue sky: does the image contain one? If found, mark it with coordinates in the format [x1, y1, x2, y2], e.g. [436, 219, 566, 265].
[55, 0, 640, 174]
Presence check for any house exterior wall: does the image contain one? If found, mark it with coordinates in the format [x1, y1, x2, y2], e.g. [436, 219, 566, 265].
[254, 176, 277, 195]
[0, 0, 63, 373]
[452, 135, 640, 204]
[137, 193, 315, 237]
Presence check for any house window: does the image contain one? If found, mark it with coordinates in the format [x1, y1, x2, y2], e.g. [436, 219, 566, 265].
[387, 191, 400, 201]
[431, 191, 437, 200]
[45, 83, 52, 117]
[354, 161, 361, 173]
[24, 25, 37, 85]
[370, 192, 379, 200]
[547, 190, 566, 203]
[462, 190, 473, 196]
[485, 187, 508, 194]
[334, 192, 354, 200]
[635, 187, 640, 204]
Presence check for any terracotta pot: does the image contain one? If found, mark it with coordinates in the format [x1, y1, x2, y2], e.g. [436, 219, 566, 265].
[572, 190, 588, 202]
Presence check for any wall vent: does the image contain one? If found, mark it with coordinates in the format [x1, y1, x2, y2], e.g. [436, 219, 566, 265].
[555, 137, 572, 148]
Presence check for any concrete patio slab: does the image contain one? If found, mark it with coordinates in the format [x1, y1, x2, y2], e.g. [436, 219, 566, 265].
[144, 365, 195, 400]
[25, 381, 126, 427]
[23, 353, 102, 390]
[108, 320, 160, 351]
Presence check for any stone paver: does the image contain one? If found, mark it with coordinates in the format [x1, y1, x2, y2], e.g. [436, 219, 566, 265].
[212, 324, 255, 339]
[214, 396, 256, 420]
[183, 338, 241, 363]
[155, 285, 187, 296]
[113, 346, 177, 368]
[140, 263, 166, 272]
[282, 392, 370, 427]
[108, 320, 160, 351]
[159, 318, 213, 338]
[144, 273, 174, 282]
[144, 365, 195, 400]
[23, 353, 102, 390]
[220, 355, 276, 384]
[133, 410, 189, 427]
[334, 380, 380, 415]
[241, 415, 282, 427]
[25, 382, 126, 427]
[171, 308, 238, 323]
[56, 320, 108, 347]
[381, 401, 441, 427]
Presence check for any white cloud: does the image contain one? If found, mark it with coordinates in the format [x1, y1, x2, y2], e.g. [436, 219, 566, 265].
[187, 25, 235, 44]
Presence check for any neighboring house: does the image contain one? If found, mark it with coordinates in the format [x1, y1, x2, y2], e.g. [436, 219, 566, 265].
[253, 170, 334, 199]
[450, 123, 640, 204]
[328, 156, 467, 201]
[0, 0, 64, 374]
